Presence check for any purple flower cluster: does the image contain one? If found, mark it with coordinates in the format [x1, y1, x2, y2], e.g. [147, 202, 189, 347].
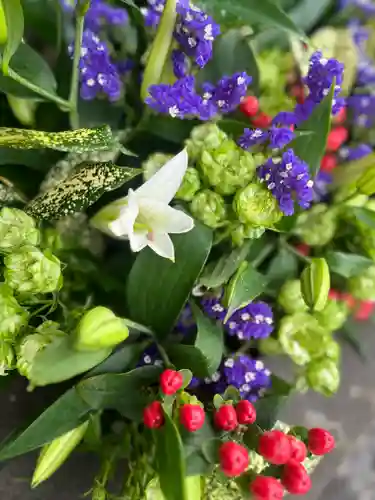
[347, 94, 375, 128]
[61, 0, 128, 30]
[257, 149, 314, 216]
[339, 143, 372, 161]
[68, 30, 122, 101]
[313, 171, 332, 202]
[201, 294, 274, 340]
[339, 0, 375, 15]
[238, 126, 294, 150]
[146, 73, 251, 120]
[348, 19, 375, 87]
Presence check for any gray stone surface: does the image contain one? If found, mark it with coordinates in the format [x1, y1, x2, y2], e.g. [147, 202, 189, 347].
[0, 324, 374, 499]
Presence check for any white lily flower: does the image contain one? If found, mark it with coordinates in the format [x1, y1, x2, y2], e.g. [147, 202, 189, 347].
[91, 149, 194, 261]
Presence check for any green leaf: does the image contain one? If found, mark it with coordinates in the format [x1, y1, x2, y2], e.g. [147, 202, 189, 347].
[182, 420, 215, 476]
[224, 264, 268, 320]
[339, 323, 366, 361]
[77, 366, 162, 421]
[201, 438, 221, 464]
[1, 0, 24, 74]
[197, 0, 305, 38]
[266, 247, 298, 284]
[0, 389, 91, 460]
[254, 375, 293, 430]
[156, 409, 187, 500]
[199, 241, 251, 288]
[29, 337, 112, 387]
[243, 425, 263, 451]
[127, 223, 212, 339]
[197, 30, 259, 92]
[191, 303, 224, 377]
[0, 43, 57, 98]
[87, 342, 148, 377]
[353, 207, 375, 229]
[217, 119, 249, 138]
[145, 116, 199, 144]
[26, 162, 139, 220]
[0, 125, 115, 152]
[325, 251, 373, 278]
[291, 83, 334, 176]
[166, 344, 211, 379]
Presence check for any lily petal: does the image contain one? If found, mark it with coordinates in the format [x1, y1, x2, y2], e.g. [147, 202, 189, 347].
[147, 232, 175, 261]
[129, 230, 148, 252]
[108, 189, 139, 239]
[138, 198, 194, 234]
[135, 149, 188, 204]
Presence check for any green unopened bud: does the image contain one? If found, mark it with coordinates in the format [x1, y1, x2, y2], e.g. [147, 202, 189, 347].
[278, 280, 308, 314]
[0, 342, 15, 376]
[233, 183, 282, 227]
[357, 165, 375, 196]
[185, 123, 227, 162]
[32, 421, 89, 487]
[199, 139, 256, 195]
[7, 96, 37, 127]
[4, 246, 62, 294]
[278, 313, 331, 365]
[305, 358, 340, 396]
[0, 284, 28, 341]
[349, 265, 375, 300]
[300, 258, 330, 312]
[0, 208, 39, 251]
[175, 167, 201, 201]
[315, 298, 349, 332]
[75, 306, 129, 351]
[230, 222, 265, 246]
[294, 204, 337, 246]
[16, 321, 66, 379]
[190, 189, 227, 228]
[143, 152, 173, 181]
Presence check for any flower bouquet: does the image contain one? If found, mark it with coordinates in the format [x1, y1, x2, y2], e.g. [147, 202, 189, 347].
[0, 0, 374, 498]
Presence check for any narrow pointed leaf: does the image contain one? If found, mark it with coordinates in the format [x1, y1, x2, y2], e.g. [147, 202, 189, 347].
[1, 0, 24, 74]
[325, 251, 373, 278]
[26, 162, 139, 220]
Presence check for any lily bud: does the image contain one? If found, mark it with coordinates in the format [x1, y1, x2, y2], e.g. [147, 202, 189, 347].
[190, 189, 227, 228]
[4, 246, 62, 294]
[175, 167, 201, 201]
[233, 183, 282, 227]
[0, 208, 39, 251]
[74, 306, 129, 351]
[278, 280, 308, 315]
[0, 284, 28, 341]
[32, 421, 89, 487]
[7, 96, 37, 127]
[300, 258, 330, 312]
[357, 165, 375, 196]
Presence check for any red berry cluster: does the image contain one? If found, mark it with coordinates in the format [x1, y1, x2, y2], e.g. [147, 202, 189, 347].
[143, 369, 206, 432]
[329, 288, 375, 321]
[215, 400, 257, 431]
[239, 96, 272, 129]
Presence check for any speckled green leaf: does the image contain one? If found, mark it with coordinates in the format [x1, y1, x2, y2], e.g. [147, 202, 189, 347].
[1, 0, 24, 74]
[26, 162, 139, 220]
[0, 125, 115, 153]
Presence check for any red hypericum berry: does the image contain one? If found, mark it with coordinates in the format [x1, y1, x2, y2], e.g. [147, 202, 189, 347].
[240, 96, 259, 117]
[214, 404, 238, 431]
[308, 428, 335, 456]
[341, 292, 356, 309]
[258, 430, 292, 465]
[282, 460, 311, 495]
[290, 85, 305, 104]
[287, 435, 307, 462]
[249, 475, 284, 500]
[320, 154, 337, 173]
[252, 112, 272, 129]
[143, 401, 164, 429]
[179, 404, 205, 432]
[236, 400, 257, 425]
[355, 300, 375, 321]
[295, 243, 310, 257]
[326, 126, 349, 152]
[328, 289, 340, 301]
[159, 369, 183, 395]
[219, 441, 249, 477]
[333, 106, 347, 125]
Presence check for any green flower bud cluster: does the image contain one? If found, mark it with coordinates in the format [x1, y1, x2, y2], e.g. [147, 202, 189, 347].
[0, 207, 39, 251]
[175, 167, 201, 201]
[185, 123, 227, 162]
[349, 265, 375, 300]
[233, 183, 282, 227]
[294, 204, 337, 246]
[143, 152, 173, 181]
[190, 189, 227, 228]
[0, 284, 29, 342]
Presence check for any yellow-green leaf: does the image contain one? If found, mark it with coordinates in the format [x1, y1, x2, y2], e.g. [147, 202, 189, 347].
[0, 125, 115, 153]
[1, 0, 24, 74]
[26, 162, 140, 220]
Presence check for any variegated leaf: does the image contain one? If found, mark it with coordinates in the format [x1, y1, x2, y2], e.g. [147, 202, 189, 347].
[26, 162, 140, 220]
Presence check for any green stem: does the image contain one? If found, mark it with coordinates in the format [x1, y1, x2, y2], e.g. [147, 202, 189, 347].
[7, 68, 70, 110]
[281, 238, 311, 264]
[68, 3, 86, 129]
[156, 342, 172, 368]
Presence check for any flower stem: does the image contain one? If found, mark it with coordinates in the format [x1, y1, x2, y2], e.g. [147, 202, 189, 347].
[281, 238, 311, 263]
[7, 68, 70, 110]
[156, 342, 173, 368]
[68, 2, 86, 129]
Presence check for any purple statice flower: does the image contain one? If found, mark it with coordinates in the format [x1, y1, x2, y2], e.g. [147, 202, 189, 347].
[237, 128, 269, 149]
[357, 59, 375, 86]
[116, 59, 135, 75]
[313, 171, 332, 202]
[61, 0, 128, 30]
[342, 0, 375, 15]
[225, 302, 273, 340]
[174, 4, 220, 68]
[145, 73, 251, 120]
[220, 355, 272, 402]
[272, 111, 298, 126]
[142, 0, 165, 28]
[137, 344, 163, 368]
[269, 126, 295, 149]
[69, 29, 122, 101]
[258, 149, 314, 216]
[200, 293, 227, 322]
[347, 94, 375, 128]
[339, 143, 372, 161]
[175, 303, 196, 335]
[172, 49, 189, 78]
